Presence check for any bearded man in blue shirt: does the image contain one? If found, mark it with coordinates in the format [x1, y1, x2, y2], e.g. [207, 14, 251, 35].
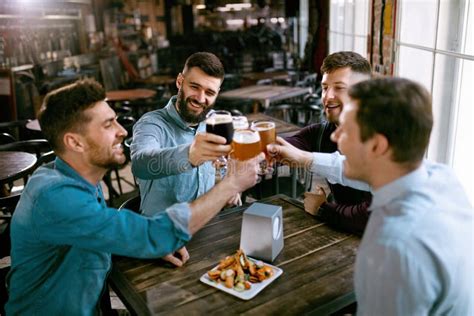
[5, 79, 262, 315]
[268, 77, 473, 315]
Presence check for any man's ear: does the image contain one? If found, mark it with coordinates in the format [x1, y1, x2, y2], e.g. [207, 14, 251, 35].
[371, 133, 390, 158]
[176, 73, 184, 89]
[63, 132, 86, 153]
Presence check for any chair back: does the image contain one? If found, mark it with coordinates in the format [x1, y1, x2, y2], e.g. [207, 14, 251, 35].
[0, 139, 52, 159]
[0, 133, 16, 145]
[100, 56, 125, 91]
[0, 119, 32, 141]
[118, 194, 141, 214]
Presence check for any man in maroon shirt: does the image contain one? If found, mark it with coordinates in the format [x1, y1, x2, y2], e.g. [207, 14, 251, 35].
[285, 51, 372, 235]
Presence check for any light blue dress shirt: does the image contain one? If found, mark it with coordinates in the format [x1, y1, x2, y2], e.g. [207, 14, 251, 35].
[131, 96, 215, 216]
[6, 158, 191, 315]
[311, 152, 474, 315]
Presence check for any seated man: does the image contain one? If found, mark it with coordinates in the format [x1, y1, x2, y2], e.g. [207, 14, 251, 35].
[285, 51, 372, 235]
[131, 52, 239, 219]
[268, 78, 473, 314]
[5, 79, 262, 314]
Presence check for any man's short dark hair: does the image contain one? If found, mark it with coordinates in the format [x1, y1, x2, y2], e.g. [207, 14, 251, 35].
[183, 52, 225, 80]
[349, 78, 433, 165]
[321, 51, 372, 75]
[39, 79, 106, 153]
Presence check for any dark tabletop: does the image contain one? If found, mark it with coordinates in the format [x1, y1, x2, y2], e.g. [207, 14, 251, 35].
[219, 85, 312, 109]
[110, 195, 360, 315]
[246, 112, 300, 136]
[0, 151, 37, 183]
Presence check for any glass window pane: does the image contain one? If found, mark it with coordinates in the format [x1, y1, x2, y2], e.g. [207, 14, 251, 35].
[463, 0, 473, 55]
[452, 59, 474, 204]
[330, 0, 345, 32]
[428, 54, 460, 163]
[399, 0, 437, 48]
[344, 0, 354, 34]
[344, 35, 353, 51]
[354, 37, 367, 57]
[436, 0, 464, 53]
[354, 0, 369, 35]
[397, 46, 433, 91]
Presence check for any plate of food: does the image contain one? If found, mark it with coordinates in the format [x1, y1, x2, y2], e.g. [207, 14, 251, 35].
[200, 249, 283, 300]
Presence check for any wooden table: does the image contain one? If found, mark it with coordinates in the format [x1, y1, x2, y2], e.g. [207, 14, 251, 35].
[241, 71, 291, 86]
[106, 89, 156, 103]
[110, 195, 360, 315]
[219, 85, 312, 110]
[0, 151, 37, 183]
[246, 112, 300, 136]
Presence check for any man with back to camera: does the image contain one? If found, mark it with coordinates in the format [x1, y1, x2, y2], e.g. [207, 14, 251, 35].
[5, 79, 262, 315]
[268, 77, 473, 315]
[285, 51, 372, 235]
[131, 52, 241, 266]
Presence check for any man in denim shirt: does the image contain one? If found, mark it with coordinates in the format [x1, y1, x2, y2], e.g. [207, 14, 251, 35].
[269, 78, 473, 315]
[132, 52, 239, 266]
[6, 79, 262, 315]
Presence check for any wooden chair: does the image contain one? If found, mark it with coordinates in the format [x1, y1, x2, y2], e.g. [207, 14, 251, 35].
[118, 193, 141, 213]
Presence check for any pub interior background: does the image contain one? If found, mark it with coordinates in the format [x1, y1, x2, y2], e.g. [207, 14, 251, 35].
[1, 1, 473, 224]
[1, 0, 472, 200]
[0, 0, 473, 313]
[1, 0, 472, 233]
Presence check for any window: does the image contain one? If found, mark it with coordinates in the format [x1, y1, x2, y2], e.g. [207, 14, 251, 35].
[329, 0, 370, 58]
[395, 0, 474, 203]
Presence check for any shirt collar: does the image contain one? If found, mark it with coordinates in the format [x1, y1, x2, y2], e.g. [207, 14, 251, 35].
[54, 157, 99, 192]
[164, 96, 206, 132]
[371, 161, 428, 210]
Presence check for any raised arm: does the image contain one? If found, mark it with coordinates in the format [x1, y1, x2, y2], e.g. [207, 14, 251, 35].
[131, 117, 230, 180]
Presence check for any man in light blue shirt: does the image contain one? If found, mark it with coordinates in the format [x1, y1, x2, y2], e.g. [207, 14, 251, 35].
[269, 78, 473, 315]
[132, 52, 242, 266]
[6, 79, 262, 315]
[131, 52, 241, 213]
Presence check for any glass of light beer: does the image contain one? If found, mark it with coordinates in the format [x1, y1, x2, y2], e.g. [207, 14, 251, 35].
[231, 129, 261, 161]
[205, 110, 234, 178]
[251, 120, 276, 174]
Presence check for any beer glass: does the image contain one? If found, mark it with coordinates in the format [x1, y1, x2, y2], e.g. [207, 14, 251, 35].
[251, 120, 276, 174]
[232, 129, 261, 161]
[232, 116, 249, 130]
[205, 110, 234, 179]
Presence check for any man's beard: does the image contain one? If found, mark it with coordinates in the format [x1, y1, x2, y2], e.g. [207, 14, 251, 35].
[87, 138, 125, 170]
[176, 89, 213, 124]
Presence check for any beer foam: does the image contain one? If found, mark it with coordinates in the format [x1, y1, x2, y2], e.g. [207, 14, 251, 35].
[233, 130, 260, 143]
[206, 114, 232, 124]
[252, 122, 275, 131]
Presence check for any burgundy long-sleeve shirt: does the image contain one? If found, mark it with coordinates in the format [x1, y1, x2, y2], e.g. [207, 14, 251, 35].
[285, 122, 372, 235]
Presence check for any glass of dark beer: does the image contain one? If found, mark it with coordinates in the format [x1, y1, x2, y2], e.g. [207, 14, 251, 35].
[205, 110, 234, 179]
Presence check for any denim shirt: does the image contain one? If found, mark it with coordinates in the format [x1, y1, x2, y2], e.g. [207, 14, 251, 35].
[6, 158, 192, 315]
[131, 96, 215, 216]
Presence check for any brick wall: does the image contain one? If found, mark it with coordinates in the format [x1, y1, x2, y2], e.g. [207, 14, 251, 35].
[369, 0, 396, 76]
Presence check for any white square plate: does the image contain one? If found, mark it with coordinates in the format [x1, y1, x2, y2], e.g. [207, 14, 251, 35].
[200, 258, 283, 300]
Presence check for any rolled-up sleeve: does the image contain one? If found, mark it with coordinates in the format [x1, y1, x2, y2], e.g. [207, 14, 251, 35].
[131, 117, 194, 179]
[311, 152, 371, 192]
[33, 183, 192, 258]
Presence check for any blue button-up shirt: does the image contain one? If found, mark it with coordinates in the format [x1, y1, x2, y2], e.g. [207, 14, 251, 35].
[131, 96, 215, 216]
[6, 158, 191, 315]
[312, 152, 473, 315]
